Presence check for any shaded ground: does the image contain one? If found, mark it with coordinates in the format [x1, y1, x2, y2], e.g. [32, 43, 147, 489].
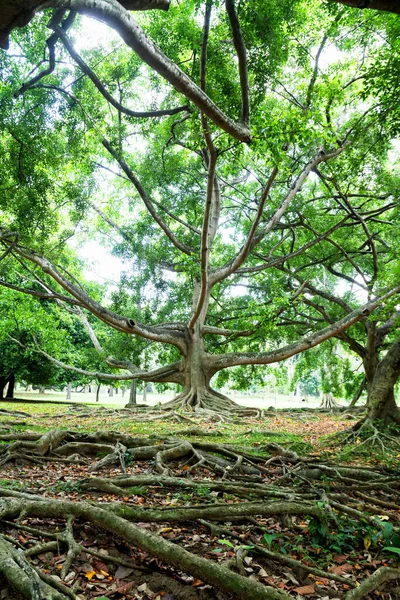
[10, 389, 341, 410]
[0, 402, 399, 600]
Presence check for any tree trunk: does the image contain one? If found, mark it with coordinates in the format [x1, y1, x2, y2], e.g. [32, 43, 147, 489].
[320, 392, 339, 409]
[163, 330, 240, 413]
[96, 383, 101, 403]
[349, 377, 367, 408]
[142, 385, 147, 403]
[128, 380, 137, 405]
[5, 373, 15, 399]
[364, 337, 400, 426]
[109, 386, 114, 397]
[0, 376, 6, 399]
[66, 382, 72, 401]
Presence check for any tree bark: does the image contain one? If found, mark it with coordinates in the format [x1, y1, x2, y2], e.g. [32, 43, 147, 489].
[128, 379, 137, 405]
[327, 0, 400, 15]
[0, 0, 170, 50]
[66, 382, 72, 400]
[96, 383, 101, 402]
[365, 337, 400, 426]
[163, 328, 239, 413]
[4, 373, 15, 399]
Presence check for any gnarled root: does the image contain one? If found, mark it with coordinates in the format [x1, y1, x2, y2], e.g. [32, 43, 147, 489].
[0, 535, 69, 600]
[344, 567, 400, 600]
[162, 387, 262, 419]
[0, 490, 291, 600]
[338, 418, 400, 454]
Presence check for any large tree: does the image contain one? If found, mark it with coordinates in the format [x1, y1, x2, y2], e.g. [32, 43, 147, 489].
[0, 0, 398, 415]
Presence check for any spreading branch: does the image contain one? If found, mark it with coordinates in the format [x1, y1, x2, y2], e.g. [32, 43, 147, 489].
[102, 138, 195, 256]
[6, 244, 188, 352]
[208, 283, 400, 372]
[55, 26, 191, 118]
[212, 145, 348, 285]
[43, 0, 252, 141]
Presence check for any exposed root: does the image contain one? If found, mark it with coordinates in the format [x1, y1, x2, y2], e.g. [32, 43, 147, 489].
[344, 567, 400, 600]
[198, 520, 355, 588]
[162, 388, 263, 419]
[337, 419, 400, 455]
[0, 490, 292, 600]
[0, 534, 69, 599]
[2, 419, 400, 600]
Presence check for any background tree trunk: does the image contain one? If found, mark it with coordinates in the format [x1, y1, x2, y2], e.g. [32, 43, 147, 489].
[5, 373, 15, 399]
[349, 377, 367, 408]
[66, 382, 72, 401]
[0, 376, 6, 399]
[365, 337, 400, 426]
[128, 380, 137, 405]
[320, 392, 338, 409]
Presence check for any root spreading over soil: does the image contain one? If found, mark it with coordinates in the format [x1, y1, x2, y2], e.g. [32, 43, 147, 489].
[0, 405, 400, 600]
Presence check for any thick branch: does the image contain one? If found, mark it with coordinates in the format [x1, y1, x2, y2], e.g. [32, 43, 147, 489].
[225, 0, 250, 125]
[0, 0, 170, 51]
[327, 0, 400, 15]
[9, 334, 183, 383]
[102, 138, 195, 256]
[208, 284, 400, 372]
[9, 245, 187, 351]
[56, 27, 190, 118]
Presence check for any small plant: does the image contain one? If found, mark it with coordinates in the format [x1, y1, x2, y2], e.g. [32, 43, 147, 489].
[262, 533, 278, 549]
[213, 539, 255, 553]
[129, 486, 148, 496]
[383, 546, 400, 556]
[195, 485, 212, 499]
[0, 478, 22, 490]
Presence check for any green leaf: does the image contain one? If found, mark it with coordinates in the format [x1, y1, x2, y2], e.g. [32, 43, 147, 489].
[218, 539, 235, 548]
[383, 547, 400, 555]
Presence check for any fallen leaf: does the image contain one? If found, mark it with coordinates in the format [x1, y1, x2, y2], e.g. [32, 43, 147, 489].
[114, 581, 135, 594]
[364, 535, 371, 550]
[293, 584, 315, 595]
[114, 566, 133, 579]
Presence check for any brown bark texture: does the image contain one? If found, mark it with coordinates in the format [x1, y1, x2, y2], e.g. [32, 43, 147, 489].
[0, 0, 170, 49]
[328, 0, 400, 15]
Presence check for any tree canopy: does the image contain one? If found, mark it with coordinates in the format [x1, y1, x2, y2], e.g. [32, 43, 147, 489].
[0, 0, 399, 422]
